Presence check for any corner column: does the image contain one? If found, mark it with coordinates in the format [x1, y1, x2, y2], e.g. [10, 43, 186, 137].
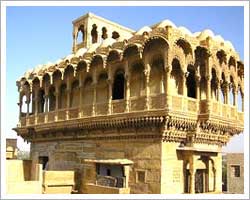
[108, 79, 113, 114]
[189, 155, 195, 194]
[79, 75, 83, 118]
[164, 51, 171, 110]
[206, 75, 211, 112]
[144, 65, 150, 110]
[66, 77, 71, 120]
[124, 60, 130, 112]
[92, 82, 97, 116]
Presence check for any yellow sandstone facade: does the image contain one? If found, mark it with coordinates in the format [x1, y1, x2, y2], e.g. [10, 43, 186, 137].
[14, 13, 244, 194]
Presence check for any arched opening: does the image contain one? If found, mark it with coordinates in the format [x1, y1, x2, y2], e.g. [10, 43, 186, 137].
[77, 25, 85, 43]
[220, 72, 226, 104]
[176, 39, 192, 56]
[21, 95, 27, 114]
[210, 68, 217, 100]
[48, 86, 56, 112]
[112, 31, 120, 39]
[216, 50, 227, 65]
[102, 27, 108, 40]
[96, 73, 108, 103]
[228, 56, 236, 71]
[171, 58, 183, 95]
[149, 57, 164, 95]
[70, 80, 79, 108]
[32, 78, 40, 114]
[237, 86, 243, 112]
[91, 24, 98, 44]
[112, 70, 125, 100]
[38, 89, 45, 113]
[229, 76, 234, 106]
[186, 65, 196, 98]
[59, 83, 67, 109]
[130, 62, 145, 97]
[83, 77, 93, 105]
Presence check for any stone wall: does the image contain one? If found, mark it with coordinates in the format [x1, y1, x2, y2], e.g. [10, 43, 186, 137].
[161, 142, 184, 194]
[31, 137, 162, 194]
[227, 153, 244, 194]
[6, 160, 42, 194]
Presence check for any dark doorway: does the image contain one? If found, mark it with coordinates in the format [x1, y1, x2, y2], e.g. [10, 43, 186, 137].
[39, 156, 49, 170]
[186, 66, 196, 98]
[185, 169, 190, 193]
[195, 169, 204, 193]
[112, 72, 125, 100]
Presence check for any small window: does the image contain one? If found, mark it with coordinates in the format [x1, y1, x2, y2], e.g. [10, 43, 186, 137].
[231, 165, 240, 177]
[136, 170, 146, 183]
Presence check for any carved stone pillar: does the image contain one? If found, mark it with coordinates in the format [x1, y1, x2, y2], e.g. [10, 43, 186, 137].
[92, 82, 97, 116]
[226, 82, 230, 104]
[144, 67, 150, 110]
[108, 79, 113, 115]
[44, 95, 49, 113]
[233, 86, 237, 106]
[206, 75, 211, 100]
[189, 155, 195, 194]
[55, 90, 59, 121]
[18, 101, 22, 120]
[195, 76, 200, 100]
[216, 79, 220, 102]
[125, 75, 130, 112]
[206, 75, 211, 112]
[55, 85, 59, 111]
[26, 96, 30, 117]
[44, 93, 49, 123]
[165, 66, 171, 109]
[79, 82, 83, 118]
[183, 72, 188, 97]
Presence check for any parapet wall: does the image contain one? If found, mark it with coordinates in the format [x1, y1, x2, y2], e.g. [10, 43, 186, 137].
[6, 160, 43, 194]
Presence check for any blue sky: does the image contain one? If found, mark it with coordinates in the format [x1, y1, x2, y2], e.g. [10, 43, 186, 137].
[6, 6, 244, 152]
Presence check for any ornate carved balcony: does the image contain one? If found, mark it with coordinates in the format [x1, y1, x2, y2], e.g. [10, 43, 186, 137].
[19, 94, 243, 130]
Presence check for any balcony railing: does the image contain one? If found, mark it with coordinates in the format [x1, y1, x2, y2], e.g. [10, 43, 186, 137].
[150, 93, 166, 110]
[19, 94, 244, 127]
[130, 96, 146, 111]
[112, 100, 126, 114]
[96, 102, 109, 115]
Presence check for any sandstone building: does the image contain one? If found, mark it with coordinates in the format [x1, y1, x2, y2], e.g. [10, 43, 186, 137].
[14, 13, 244, 194]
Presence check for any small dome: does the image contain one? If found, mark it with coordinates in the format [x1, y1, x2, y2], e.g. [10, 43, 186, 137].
[214, 35, 224, 43]
[136, 26, 152, 35]
[99, 38, 116, 48]
[155, 19, 176, 28]
[178, 26, 192, 36]
[198, 29, 215, 40]
[76, 48, 87, 57]
[225, 40, 235, 51]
